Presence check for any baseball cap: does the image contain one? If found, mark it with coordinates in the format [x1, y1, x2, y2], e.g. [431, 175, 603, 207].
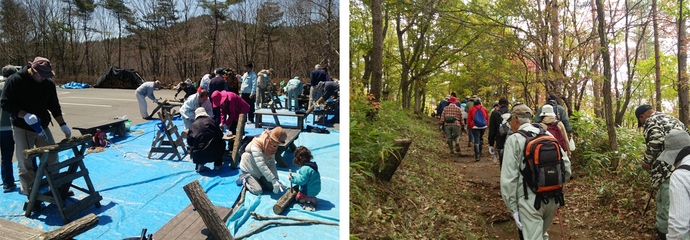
[30, 57, 55, 79]
[215, 68, 225, 74]
[499, 97, 509, 105]
[635, 105, 653, 128]
[512, 104, 533, 118]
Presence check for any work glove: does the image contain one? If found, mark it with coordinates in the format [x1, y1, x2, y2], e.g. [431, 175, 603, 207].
[222, 124, 230, 132]
[24, 113, 38, 125]
[272, 179, 286, 194]
[513, 212, 523, 230]
[489, 147, 495, 155]
[61, 124, 72, 138]
[153, 98, 159, 103]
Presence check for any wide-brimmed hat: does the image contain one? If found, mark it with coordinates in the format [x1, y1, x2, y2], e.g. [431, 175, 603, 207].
[30, 57, 55, 79]
[540, 105, 557, 117]
[270, 127, 287, 143]
[448, 97, 458, 104]
[658, 130, 690, 166]
[194, 107, 209, 119]
[211, 91, 227, 108]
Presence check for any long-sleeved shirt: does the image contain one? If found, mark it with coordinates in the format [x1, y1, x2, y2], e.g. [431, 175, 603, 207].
[534, 101, 572, 133]
[501, 123, 572, 214]
[179, 93, 214, 121]
[240, 140, 279, 183]
[239, 70, 257, 95]
[488, 106, 510, 149]
[439, 104, 463, 127]
[643, 111, 687, 188]
[286, 78, 302, 92]
[669, 155, 690, 239]
[217, 91, 250, 127]
[310, 69, 328, 87]
[136, 81, 157, 101]
[208, 76, 228, 95]
[291, 162, 321, 197]
[0, 65, 63, 131]
[0, 78, 12, 131]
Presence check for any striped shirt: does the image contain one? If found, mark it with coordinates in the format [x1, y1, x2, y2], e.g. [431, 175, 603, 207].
[439, 104, 463, 127]
[668, 155, 690, 239]
[643, 112, 687, 188]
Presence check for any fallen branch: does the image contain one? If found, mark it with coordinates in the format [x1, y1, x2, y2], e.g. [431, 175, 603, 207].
[233, 212, 338, 240]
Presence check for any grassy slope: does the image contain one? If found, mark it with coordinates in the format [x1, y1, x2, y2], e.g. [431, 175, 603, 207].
[350, 107, 660, 239]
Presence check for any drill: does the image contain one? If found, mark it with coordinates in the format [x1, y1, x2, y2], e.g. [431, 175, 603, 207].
[29, 118, 49, 141]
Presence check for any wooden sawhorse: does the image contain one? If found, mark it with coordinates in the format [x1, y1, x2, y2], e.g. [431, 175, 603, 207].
[22, 135, 102, 224]
[149, 108, 187, 160]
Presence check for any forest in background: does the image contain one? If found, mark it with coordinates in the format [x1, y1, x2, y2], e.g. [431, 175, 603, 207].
[0, 0, 339, 86]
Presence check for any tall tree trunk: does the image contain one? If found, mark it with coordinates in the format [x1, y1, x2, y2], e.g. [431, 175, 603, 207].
[370, 0, 383, 102]
[118, 16, 122, 68]
[549, 0, 561, 93]
[595, 0, 620, 170]
[591, 0, 603, 118]
[653, 0, 662, 111]
[679, 0, 689, 126]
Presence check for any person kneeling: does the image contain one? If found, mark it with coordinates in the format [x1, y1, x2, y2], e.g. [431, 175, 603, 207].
[238, 127, 288, 195]
[290, 146, 321, 211]
[187, 107, 225, 172]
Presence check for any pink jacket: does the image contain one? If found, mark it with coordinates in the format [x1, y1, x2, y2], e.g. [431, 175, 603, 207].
[219, 91, 250, 127]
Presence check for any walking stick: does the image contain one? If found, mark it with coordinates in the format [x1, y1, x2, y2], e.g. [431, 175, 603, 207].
[557, 209, 566, 240]
[643, 188, 656, 216]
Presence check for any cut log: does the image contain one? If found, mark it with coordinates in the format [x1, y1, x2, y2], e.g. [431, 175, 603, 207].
[231, 114, 247, 169]
[182, 180, 233, 240]
[28, 213, 98, 240]
[273, 186, 299, 215]
[374, 139, 412, 182]
[22, 135, 93, 159]
[303, 97, 325, 116]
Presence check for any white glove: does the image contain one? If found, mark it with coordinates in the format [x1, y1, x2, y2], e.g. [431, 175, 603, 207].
[272, 180, 286, 194]
[61, 125, 71, 138]
[489, 147, 495, 155]
[24, 113, 38, 125]
[513, 212, 523, 230]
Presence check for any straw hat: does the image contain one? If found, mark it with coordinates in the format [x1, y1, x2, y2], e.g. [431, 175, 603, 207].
[658, 130, 690, 166]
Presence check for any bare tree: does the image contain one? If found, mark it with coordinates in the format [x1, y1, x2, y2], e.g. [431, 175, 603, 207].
[595, 0, 620, 170]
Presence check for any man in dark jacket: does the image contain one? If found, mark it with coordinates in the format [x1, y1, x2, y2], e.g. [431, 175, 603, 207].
[188, 107, 225, 172]
[174, 81, 197, 101]
[208, 68, 228, 124]
[309, 64, 328, 109]
[437, 96, 449, 119]
[487, 97, 511, 167]
[1, 57, 72, 196]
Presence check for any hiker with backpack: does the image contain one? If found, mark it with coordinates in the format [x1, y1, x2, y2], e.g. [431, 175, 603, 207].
[437, 96, 449, 119]
[488, 98, 511, 167]
[662, 130, 690, 240]
[538, 105, 571, 157]
[465, 95, 477, 147]
[438, 97, 464, 154]
[467, 98, 489, 161]
[636, 105, 687, 239]
[501, 104, 572, 240]
[534, 94, 572, 136]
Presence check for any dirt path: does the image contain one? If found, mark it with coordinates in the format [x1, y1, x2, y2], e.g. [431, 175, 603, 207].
[445, 132, 590, 239]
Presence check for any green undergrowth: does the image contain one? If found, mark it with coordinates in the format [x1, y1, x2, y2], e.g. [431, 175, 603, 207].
[350, 98, 490, 239]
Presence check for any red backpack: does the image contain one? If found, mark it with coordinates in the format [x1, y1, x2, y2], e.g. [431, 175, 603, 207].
[544, 121, 567, 151]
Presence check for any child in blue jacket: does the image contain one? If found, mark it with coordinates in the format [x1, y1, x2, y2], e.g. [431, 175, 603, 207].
[289, 146, 321, 210]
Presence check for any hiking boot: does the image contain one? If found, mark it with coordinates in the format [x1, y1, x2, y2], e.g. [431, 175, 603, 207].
[454, 142, 461, 153]
[195, 164, 207, 173]
[467, 142, 473, 147]
[213, 165, 222, 171]
[474, 145, 481, 161]
[657, 229, 667, 240]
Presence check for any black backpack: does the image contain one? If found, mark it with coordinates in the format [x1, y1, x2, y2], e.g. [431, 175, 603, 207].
[517, 128, 566, 210]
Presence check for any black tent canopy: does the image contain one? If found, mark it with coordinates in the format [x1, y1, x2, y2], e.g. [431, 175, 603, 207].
[94, 66, 146, 89]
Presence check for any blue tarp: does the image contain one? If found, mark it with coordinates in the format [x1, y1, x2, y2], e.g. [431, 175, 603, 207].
[0, 115, 339, 239]
[58, 82, 90, 89]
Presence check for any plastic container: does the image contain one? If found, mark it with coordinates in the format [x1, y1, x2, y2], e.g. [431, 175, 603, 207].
[125, 120, 131, 132]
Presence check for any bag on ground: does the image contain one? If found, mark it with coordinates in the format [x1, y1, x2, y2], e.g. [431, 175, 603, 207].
[517, 128, 566, 210]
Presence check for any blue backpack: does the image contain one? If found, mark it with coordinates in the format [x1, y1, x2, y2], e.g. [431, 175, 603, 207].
[473, 106, 487, 127]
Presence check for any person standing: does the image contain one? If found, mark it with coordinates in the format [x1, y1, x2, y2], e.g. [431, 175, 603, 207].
[467, 98, 489, 161]
[0, 65, 17, 193]
[534, 94, 572, 136]
[135, 80, 161, 119]
[309, 64, 328, 109]
[501, 104, 572, 240]
[487, 97, 511, 167]
[637, 104, 687, 239]
[0, 57, 73, 197]
[667, 132, 690, 240]
[438, 97, 464, 154]
[538, 105, 571, 157]
[180, 90, 214, 129]
[208, 68, 228, 125]
[210, 90, 250, 135]
[285, 77, 303, 111]
[256, 69, 271, 109]
[237, 63, 257, 123]
[436, 96, 449, 119]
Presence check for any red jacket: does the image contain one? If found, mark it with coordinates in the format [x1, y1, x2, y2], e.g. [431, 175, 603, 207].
[467, 104, 489, 129]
